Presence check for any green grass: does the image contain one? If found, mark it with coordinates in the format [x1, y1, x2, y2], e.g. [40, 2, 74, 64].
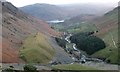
[20, 33, 55, 63]
[52, 64, 96, 70]
[92, 28, 119, 64]
[67, 23, 97, 33]
[53, 22, 97, 34]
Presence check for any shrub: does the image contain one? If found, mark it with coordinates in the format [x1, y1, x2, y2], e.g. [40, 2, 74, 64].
[9, 66, 14, 69]
[23, 64, 37, 72]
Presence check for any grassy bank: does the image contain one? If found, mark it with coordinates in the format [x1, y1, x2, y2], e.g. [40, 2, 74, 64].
[20, 33, 55, 63]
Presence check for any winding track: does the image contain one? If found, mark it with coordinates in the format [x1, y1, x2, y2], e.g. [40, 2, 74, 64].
[110, 32, 117, 48]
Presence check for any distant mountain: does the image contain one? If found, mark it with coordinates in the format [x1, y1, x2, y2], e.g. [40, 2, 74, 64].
[59, 4, 114, 16]
[20, 3, 114, 21]
[20, 3, 68, 21]
[2, 2, 60, 63]
[65, 14, 97, 24]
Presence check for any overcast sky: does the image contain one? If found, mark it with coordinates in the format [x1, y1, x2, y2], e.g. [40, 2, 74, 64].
[6, 0, 120, 7]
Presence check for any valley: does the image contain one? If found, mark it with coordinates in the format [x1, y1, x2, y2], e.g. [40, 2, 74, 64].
[49, 6, 119, 65]
[46, 5, 119, 70]
[1, 0, 119, 71]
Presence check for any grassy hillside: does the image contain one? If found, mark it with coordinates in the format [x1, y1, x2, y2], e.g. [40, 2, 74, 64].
[20, 33, 55, 63]
[52, 64, 96, 70]
[92, 28, 119, 64]
[91, 7, 119, 64]
[67, 23, 97, 33]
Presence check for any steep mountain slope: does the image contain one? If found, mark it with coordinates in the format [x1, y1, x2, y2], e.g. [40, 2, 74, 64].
[20, 3, 68, 21]
[91, 7, 119, 64]
[2, 2, 60, 63]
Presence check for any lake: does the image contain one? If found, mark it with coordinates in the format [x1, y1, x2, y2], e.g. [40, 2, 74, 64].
[47, 20, 64, 23]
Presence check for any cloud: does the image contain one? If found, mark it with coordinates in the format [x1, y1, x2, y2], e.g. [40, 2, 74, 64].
[1, 0, 6, 2]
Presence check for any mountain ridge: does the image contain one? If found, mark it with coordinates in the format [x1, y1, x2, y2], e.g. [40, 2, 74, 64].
[20, 3, 68, 21]
[20, 3, 114, 21]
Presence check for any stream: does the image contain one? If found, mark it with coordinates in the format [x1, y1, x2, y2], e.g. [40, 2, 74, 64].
[64, 33, 103, 63]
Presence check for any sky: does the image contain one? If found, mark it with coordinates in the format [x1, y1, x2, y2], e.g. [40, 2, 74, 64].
[5, 0, 120, 7]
